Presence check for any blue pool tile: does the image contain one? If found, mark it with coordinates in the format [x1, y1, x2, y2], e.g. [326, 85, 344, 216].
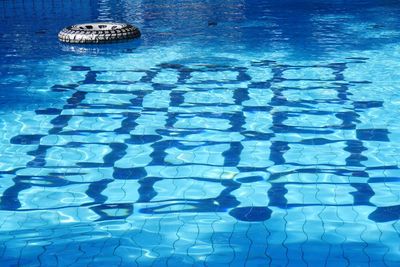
[1, 4, 400, 265]
[229, 206, 272, 222]
[356, 129, 390, 141]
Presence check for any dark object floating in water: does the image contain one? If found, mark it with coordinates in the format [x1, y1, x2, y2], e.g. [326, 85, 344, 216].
[208, 21, 218, 26]
[58, 22, 141, 44]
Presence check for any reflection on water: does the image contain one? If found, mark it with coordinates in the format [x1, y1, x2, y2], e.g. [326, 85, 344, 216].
[1, 0, 400, 59]
[97, 0, 112, 21]
[1, 0, 400, 266]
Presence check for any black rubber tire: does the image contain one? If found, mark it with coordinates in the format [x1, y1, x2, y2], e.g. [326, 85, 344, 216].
[58, 23, 141, 44]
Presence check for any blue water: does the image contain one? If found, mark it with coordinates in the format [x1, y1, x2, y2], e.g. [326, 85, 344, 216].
[1, 0, 400, 266]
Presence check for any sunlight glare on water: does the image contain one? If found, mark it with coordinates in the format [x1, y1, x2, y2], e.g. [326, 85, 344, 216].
[1, 0, 400, 266]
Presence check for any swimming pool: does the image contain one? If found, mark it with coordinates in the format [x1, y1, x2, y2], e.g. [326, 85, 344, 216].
[1, 0, 400, 266]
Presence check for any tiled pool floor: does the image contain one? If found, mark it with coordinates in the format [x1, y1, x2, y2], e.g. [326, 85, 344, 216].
[1, 0, 400, 266]
[0, 55, 399, 266]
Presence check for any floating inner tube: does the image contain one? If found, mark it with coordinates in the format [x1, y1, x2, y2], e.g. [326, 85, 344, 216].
[58, 22, 141, 44]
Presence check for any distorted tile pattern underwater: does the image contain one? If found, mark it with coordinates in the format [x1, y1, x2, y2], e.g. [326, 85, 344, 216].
[2, 0, 400, 265]
[1, 56, 399, 266]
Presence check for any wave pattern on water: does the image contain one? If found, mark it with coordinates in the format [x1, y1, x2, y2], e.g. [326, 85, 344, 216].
[2, 0, 400, 266]
[0, 56, 399, 266]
